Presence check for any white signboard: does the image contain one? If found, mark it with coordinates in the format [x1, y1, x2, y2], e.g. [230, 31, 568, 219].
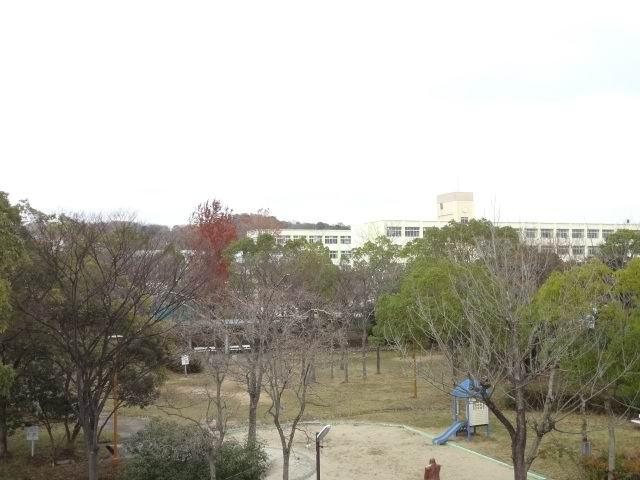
[181, 355, 190, 366]
[26, 426, 39, 441]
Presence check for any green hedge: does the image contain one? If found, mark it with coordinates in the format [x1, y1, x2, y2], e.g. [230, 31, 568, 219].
[124, 418, 268, 480]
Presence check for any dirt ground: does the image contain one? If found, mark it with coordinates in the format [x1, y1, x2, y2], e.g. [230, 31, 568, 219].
[252, 423, 529, 480]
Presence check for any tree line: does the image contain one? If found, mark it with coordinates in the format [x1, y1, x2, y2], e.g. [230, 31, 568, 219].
[1, 192, 640, 480]
[0, 194, 393, 480]
[375, 220, 640, 480]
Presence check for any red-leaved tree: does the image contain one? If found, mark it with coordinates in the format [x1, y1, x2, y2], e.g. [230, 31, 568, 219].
[190, 199, 238, 284]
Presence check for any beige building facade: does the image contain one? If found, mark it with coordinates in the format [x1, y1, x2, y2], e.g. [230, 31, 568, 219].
[436, 192, 475, 223]
[250, 193, 639, 264]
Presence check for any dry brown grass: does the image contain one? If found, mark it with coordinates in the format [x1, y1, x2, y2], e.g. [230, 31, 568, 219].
[3, 350, 639, 480]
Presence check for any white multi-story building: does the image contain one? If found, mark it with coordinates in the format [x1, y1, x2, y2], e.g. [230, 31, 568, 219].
[271, 228, 354, 262]
[254, 192, 640, 264]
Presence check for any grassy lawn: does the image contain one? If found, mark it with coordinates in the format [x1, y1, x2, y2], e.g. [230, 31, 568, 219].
[3, 350, 639, 479]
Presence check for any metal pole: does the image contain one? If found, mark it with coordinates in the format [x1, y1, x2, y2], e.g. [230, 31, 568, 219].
[316, 432, 320, 480]
[184, 364, 188, 376]
[31, 440, 35, 457]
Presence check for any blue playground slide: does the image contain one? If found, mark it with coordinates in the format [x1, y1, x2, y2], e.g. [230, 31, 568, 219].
[432, 420, 467, 445]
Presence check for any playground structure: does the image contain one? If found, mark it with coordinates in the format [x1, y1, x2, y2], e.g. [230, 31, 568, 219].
[433, 379, 490, 445]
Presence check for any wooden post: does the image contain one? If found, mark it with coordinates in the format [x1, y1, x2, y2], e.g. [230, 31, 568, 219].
[112, 370, 119, 464]
[412, 343, 417, 399]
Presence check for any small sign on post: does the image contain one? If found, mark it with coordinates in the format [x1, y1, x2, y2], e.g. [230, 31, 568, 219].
[181, 354, 190, 376]
[26, 426, 39, 457]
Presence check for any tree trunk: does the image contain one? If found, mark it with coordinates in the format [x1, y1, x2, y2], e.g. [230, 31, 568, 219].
[580, 395, 590, 455]
[512, 443, 528, 480]
[361, 329, 367, 379]
[580, 396, 587, 441]
[330, 349, 334, 380]
[605, 397, 616, 480]
[43, 422, 59, 463]
[79, 401, 101, 480]
[0, 399, 8, 458]
[247, 365, 262, 445]
[68, 423, 82, 450]
[307, 364, 316, 384]
[208, 449, 217, 480]
[282, 447, 290, 480]
[512, 388, 528, 480]
[343, 348, 349, 383]
[84, 428, 99, 480]
[248, 391, 259, 445]
[376, 345, 381, 374]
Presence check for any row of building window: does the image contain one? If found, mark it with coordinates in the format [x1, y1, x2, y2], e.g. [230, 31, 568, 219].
[279, 227, 619, 247]
[329, 250, 352, 260]
[525, 228, 614, 240]
[274, 237, 352, 260]
[540, 245, 599, 256]
[386, 225, 617, 241]
[277, 235, 351, 245]
[386, 226, 421, 237]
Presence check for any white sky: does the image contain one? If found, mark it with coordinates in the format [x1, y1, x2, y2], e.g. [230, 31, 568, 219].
[2, 1, 640, 227]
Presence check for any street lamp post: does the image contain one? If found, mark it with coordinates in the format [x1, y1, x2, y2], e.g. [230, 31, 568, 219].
[315, 425, 331, 480]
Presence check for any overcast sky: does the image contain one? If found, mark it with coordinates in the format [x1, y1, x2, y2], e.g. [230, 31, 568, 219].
[2, 1, 639, 227]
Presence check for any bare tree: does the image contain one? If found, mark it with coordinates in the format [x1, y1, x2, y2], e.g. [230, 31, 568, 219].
[226, 256, 291, 445]
[263, 311, 321, 480]
[341, 237, 403, 380]
[16, 212, 205, 480]
[414, 238, 629, 480]
[225, 235, 337, 445]
[159, 343, 232, 480]
[324, 310, 348, 381]
[334, 273, 354, 383]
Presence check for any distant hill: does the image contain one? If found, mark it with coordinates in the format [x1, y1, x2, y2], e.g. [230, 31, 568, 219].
[136, 213, 349, 246]
[231, 212, 349, 234]
[279, 221, 350, 230]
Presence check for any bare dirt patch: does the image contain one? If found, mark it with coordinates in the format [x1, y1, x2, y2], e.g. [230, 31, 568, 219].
[171, 380, 254, 405]
[252, 423, 524, 480]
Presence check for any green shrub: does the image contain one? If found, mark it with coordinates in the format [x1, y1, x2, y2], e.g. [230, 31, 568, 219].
[124, 418, 268, 480]
[216, 441, 269, 480]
